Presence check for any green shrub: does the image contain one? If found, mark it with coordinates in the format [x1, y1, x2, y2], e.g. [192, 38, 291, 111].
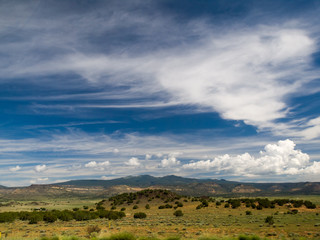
[133, 205, 138, 209]
[198, 237, 218, 240]
[139, 237, 160, 240]
[28, 213, 42, 224]
[196, 205, 202, 210]
[173, 210, 183, 217]
[304, 200, 316, 209]
[108, 232, 136, 240]
[40, 236, 59, 240]
[87, 225, 101, 235]
[165, 237, 180, 240]
[265, 216, 274, 225]
[145, 204, 150, 209]
[238, 235, 260, 240]
[0, 212, 17, 223]
[133, 212, 147, 219]
[245, 210, 252, 215]
[43, 212, 58, 223]
[58, 210, 73, 221]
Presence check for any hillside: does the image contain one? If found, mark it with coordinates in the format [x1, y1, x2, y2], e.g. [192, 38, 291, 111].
[55, 175, 320, 195]
[0, 175, 319, 200]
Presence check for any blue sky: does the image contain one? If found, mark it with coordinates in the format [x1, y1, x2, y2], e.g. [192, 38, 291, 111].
[0, 0, 320, 186]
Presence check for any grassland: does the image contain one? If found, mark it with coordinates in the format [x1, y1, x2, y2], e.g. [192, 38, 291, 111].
[0, 191, 319, 240]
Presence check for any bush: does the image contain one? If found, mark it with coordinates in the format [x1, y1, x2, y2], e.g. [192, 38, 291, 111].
[43, 212, 58, 223]
[0, 212, 17, 223]
[304, 200, 316, 209]
[108, 232, 136, 240]
[40, 236, 59, 240]
[145, 204, 150, 209]
[133, 205, 138, 209]
[58, 210, 74, 221]
[121, 207, 126, 211]
[256, 205, 263, 210]
[265, 216, 274, 225]
[245, 210, 252, 215]
[133, 212, 147, 219]
[173, 210, 183, 217]
[28, 213, 42, 224]
[238, 236, 261, 240]
[87, 225, 101, 235]
[165, 237, 181, 240]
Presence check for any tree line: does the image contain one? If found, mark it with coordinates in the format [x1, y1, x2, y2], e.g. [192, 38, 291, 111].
[0, 209, 125, 224]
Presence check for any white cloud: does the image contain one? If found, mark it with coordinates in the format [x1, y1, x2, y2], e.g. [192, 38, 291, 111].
[113, 148, 120, 153]
[85, 161, 98, 168]
[35, 164, 46, 173]
[159, 156, 180, 168]
[299, 117, 320, 140]
[0, 3, 317, 137]
[183, 139, 318, 176]
[10, 26, 316, 133]
[85, 160, 110, 170]
[101, 176, 112, 180]
[156, 153, 163, 158]
[37, 177, 49, 181]
[126, 157, 141, 167]
[9, 165, 21, 172]
[0, 1, 318, 145]
[156, 28, 316, 130]
[145, 154, 152, 160]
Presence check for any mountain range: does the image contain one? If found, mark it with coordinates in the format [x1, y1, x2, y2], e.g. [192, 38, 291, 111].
[0, 175, 319, 200]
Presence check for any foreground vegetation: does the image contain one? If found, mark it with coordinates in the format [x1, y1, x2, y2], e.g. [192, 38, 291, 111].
[0, 189, 319, 239]
[36, 232, 273, 240]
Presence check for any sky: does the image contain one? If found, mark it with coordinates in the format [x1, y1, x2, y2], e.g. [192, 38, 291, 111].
[0, 0, 320, 186]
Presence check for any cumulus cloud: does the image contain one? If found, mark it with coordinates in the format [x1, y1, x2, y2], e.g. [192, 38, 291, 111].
[159, 156, 180, 168]
[126, 157, 141, 167]
[9, 165, 21, 172]
[183, 139, 318, 176]
[35, 164, 46, 173]
[145, 154, 152, 160]
[85, 161, 110, 170]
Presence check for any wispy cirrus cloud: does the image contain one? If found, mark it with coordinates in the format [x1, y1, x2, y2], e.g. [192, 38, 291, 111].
[9, 165, 21, 172]
[0, 1, 319, 140]
[0, 1, 320, 186]
[3, 24, 319, 139]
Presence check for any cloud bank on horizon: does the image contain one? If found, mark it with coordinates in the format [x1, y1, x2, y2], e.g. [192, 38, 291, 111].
[0, 0, 319, 186]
